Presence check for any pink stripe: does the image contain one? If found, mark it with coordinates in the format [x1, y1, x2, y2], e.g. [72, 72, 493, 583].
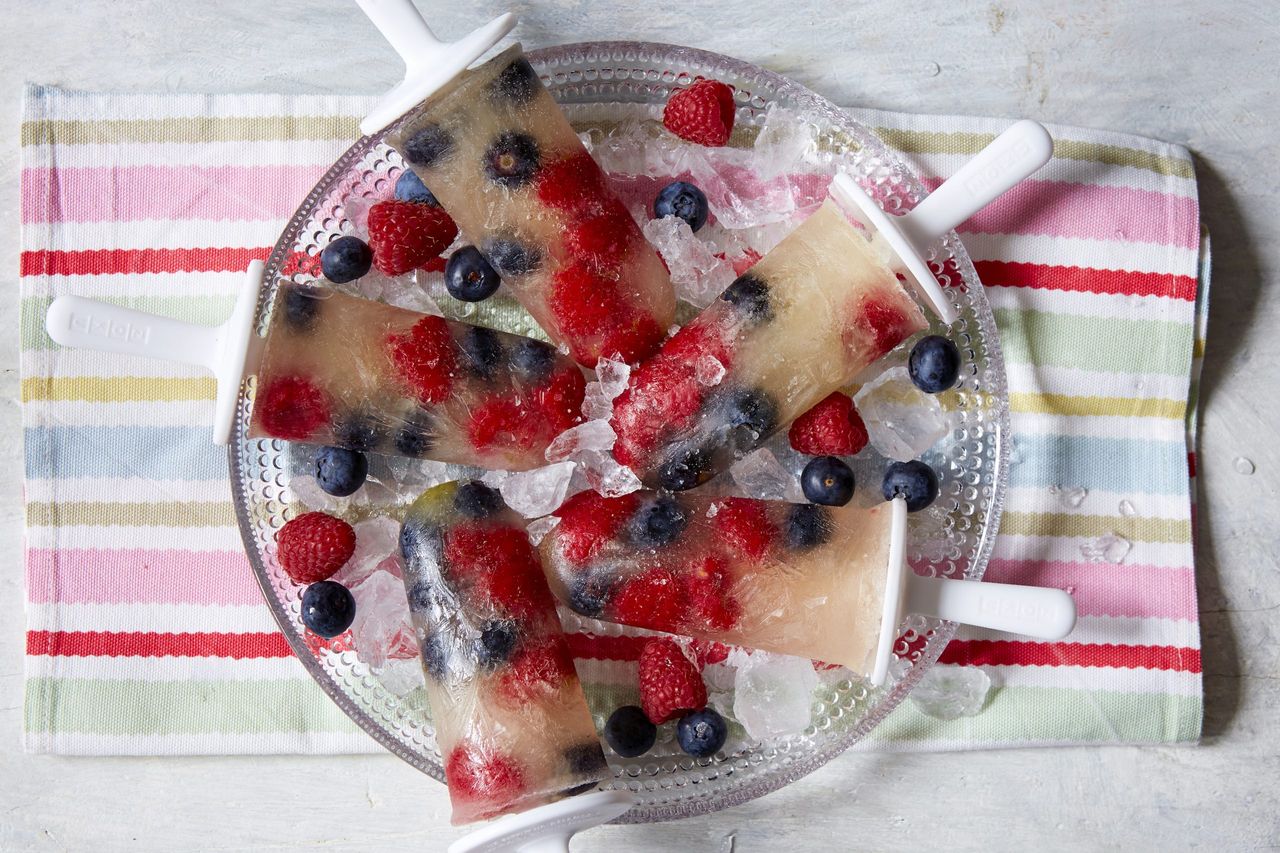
[25, 548, 262, 606]
[22, 164, 328, 223]
[923, 177, 1199, 249]
[985, 559, 1198, 620]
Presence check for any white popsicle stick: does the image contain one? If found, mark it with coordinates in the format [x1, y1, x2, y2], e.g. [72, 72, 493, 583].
[355, 0, 517, 136]
[42, 262, 266, 446]
[449, 790, 634, 853]
[830, 119, 1054, 326]
[869, 497, 1077, 686]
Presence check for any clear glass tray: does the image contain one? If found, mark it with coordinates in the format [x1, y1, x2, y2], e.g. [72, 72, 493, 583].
[229, 41, 1010, 823]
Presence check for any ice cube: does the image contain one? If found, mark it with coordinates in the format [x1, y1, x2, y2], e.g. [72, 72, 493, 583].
[382, 281, 442, 316]
[525, 515, 562, 546]
[349, 569, 416, 670]
[641, 216, 736, 308]
[695, 354, 727, 387]
[376, 656, 426, 697]
[732, 650, 819, 740]
[287, 474, 345, 513]
[578, 449, 642, 498]
[498, 461, 576, 518]
[730, 448, 806, 503]
[1118, 499, 1137, 517]
[546, 420, 617, 463]
[909, 664, 991, 720]
[1080, 533, 1131, 564]
[854, 366, 950, 462]
[594, 357, 632, 399]
[752, 106, 816, 182]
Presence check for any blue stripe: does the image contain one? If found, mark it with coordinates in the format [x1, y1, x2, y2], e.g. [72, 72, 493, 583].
[1009, 433, 1188, 495]
[25, 426, 227, 481]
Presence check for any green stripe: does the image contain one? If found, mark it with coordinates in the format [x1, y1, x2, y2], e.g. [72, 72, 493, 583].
[26, 501, 235, 527]
[870, 685, 1202, 743]
[1001, 511, 1190, 543]
[21, 115, 362, 146]
[995, 308, 1194, 376]
[26, 677, 364, 736]
[22, 295, 236, 350]
[873, 128, 1194, 179]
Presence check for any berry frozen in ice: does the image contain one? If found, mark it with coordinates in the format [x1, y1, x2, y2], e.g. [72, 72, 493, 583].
[785, 503, 832, 550]
[402, 123, 455, 167]
[627, 496, 689, 548]
[488, 56, 540, 104]
[788, 391, 869, 456]
[257, 375, 329, 441]
[452, 480, 504, 519]
[483, 131, 541, 188]
[282, 284, 322, 332]
[332, 411, 383, 453]
[475, 620, 520, 667]
[510, 338, 556, 382]
[656, 444, 715, 492]
[719, 272, 772, 323]
[483, 236, 542, 276]
[459, 325, 505, 381]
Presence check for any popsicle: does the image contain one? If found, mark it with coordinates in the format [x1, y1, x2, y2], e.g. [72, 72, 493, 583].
[399, 479, 607, 824]
[250, 283, 585, 470]
[385, 44, 676, 367]
[541, 491, 1078, 684]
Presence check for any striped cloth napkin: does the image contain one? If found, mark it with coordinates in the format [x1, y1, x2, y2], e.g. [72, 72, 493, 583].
[20, 85, 1207, 755]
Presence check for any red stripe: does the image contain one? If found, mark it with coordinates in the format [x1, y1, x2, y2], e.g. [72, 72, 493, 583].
[566, 633, 649, 661]
[939, 639, 1201, 673]
[27, 630, 293, 659]
[975, 260, 1197, 301]
[20, 246, 271, 276]
[1187, 451, 1196, 479]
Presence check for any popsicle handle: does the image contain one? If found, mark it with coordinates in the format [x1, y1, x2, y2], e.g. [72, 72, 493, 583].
[905, 573, 1077, 641]
[353, 0, 445, 72]
[448, 790, 633, 853]
[44, 296, 222, 371]
[897, 119, 1054, 248]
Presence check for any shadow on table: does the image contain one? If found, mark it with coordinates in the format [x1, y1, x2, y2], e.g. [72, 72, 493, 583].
[1189, 155, 1258, 740]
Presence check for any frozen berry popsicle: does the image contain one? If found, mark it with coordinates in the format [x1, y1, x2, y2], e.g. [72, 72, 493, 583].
[387, 46, 676, 367]
[399, 480, 607, 824]
[611, 199, 928, 490]
[248, 284, 585, 470]
[541, 491, 895, 674]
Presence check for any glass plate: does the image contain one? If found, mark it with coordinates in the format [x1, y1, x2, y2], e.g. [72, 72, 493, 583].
[229, 41, 1010, 824]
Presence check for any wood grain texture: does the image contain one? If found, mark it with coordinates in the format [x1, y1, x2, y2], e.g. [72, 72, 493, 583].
[1, 0, 1277, 850]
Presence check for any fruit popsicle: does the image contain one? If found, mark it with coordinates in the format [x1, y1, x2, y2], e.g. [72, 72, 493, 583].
[387, 45, 676, 367]
[541, 491, 895, 674]
[248, 284, 585, 470]
[610, 199, 928, 491]
[399, 480, 608, 824]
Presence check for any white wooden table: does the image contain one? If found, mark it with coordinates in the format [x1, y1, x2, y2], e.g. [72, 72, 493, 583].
[1, 1, 1276, 849]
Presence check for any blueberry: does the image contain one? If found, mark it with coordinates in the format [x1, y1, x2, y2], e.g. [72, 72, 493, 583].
[785, 503, 832, 550]
[394, 170, 438, 205]
[320, 236, 373, 284]
[459, 326, 505, 381]
[394, 412, 436, 457]
[657, 445, 715, 492]
[300, 580, 356, 638]
[511, 338, 557, 383]
[483, 132, 540, 188]
[282, 285, 322, 332]
[720, 273, 772, 323]
[402, 123, 455, 168]
[332, 411, 383, 452]
[312, 446, 368, 497]
[489, 57, 540, 104]
[400, 518, 442, 569]
[627, 496, 688, 548]
[567, 570, 618, 618]
[453, 480, 504, 519]
[908, 335, 962, 394]
[654, 181, 709, 232]
[604, 705, 657, 757]
[421, 632, 449, 680]
[881, 460, 940, 512]
[564, 742, 607, 776]
[445, 246, 501, 302]
[717, 388, 776, 446]
[482, 237, 542, 276]
[475, 620, 519, 667]
[405, 579, 435, 612]
[800, 456, 855, 506]
[676, 708, 728, 758]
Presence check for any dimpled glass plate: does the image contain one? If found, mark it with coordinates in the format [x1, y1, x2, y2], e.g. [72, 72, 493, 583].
[229, 41, 1010, 823]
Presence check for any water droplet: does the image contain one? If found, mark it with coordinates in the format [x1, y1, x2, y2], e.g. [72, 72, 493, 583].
[1064, 585, 1076, 595]
[1134, 379, 1146, 393]
[1234, 456, 1256, 475]
[1118, 499, 1136, 517]
[1080, 533, 1131, 564]
[1049, 484, 1087, 508]
[925, 61, 941, 77]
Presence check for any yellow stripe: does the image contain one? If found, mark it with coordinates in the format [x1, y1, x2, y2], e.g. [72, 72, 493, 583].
[21, 114, 361, 146]
[26, 501, 235, 527]
[1000, 511, 1190, 543]
[1192, 338, 1206, 359]
[1009, 392, 1184, 419]
[21, 376, 216, 403]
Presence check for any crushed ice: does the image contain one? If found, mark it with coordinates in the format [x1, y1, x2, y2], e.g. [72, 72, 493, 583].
[854, 366, 949, 462]
[730, 649, 819, 740]
[909, 665, 992, 721]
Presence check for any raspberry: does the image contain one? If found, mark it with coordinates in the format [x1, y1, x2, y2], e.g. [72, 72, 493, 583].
[467, 396, 539, 452]
[849, 295, 922, 363]
[609, 355, 704, 465]
[689, 639, 731, 667]
[662, 319, 734, 371]
[563, 204, 636, 272]
[386, 315, 456, 404]
[638, 637, 707, 724]
[553, 491, 639, 566]
[445, 742, 526, 814]
[788, 391, 869, 456]
[366, 198, 458, 276]
[443, 522, 550, 617]
[442, 521, 492, 585]
[596, 313, 665, 366]
[729, 248, 762, 276]
[530, 365, 586, 436]
[256, 375, 329, 440]
[710, 498, 776, 563]
[548, 261, 624, 337]
[495, 637, 577, 706]
[276, 512, 356, 583]
[681, 554, 741, 632]
[611, 567, 685, 633]
[662, 79, 736, 147]
[535, 151, 608, 215]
